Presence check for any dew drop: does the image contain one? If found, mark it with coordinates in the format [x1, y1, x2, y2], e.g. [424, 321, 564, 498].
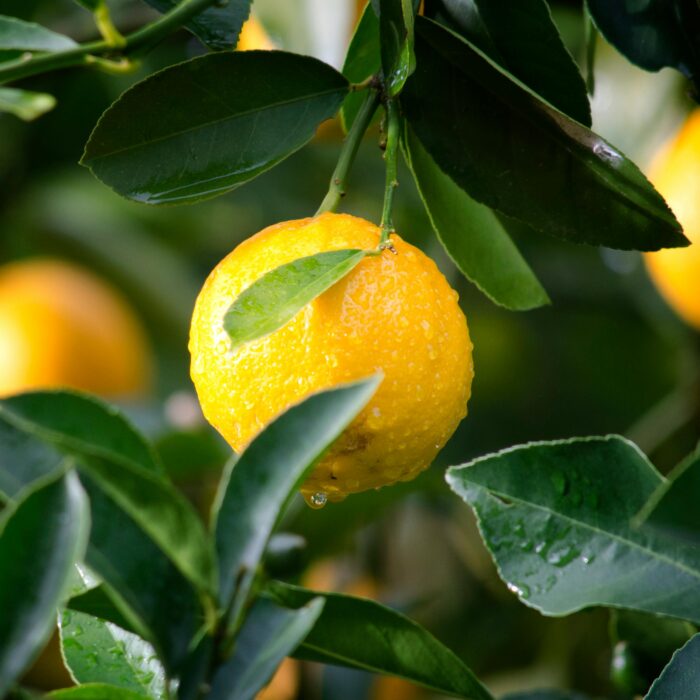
[307, 492, 328, 509]
[507, 581, 531, 599]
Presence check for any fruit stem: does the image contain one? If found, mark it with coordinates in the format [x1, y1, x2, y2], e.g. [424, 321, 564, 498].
[0, 0, 220, 85]
[379, 98, 400, 247]
[315, 88, 380, 216]
[93, 1, 126, 48]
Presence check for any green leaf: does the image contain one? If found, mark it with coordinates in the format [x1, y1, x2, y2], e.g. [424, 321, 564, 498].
[586, 0, 700, 92]
[0, 391, 162, 476]
[646, 634, 700, 699]
[214, 376, 380, 613]
[637, 447, 700, 543]
[0, 15, 77, 52]
[502, 693, 592, 700]
[424, 0, 591, 125]
[266, 581, 493, 700]
[47, 685, 151, 700]
[82, 478, 203, 673]
[378, 0, 416, 96]
[0, 87, 55, 121]
[224, 250, 369, 348]
[209, 597, 325, 700]
[73, 0, 103, 10]
[60, 609, 166, 698]
[404, 126, 549, 310]
[0, 472, 89, 697]
[67, 585, 139, 635]
[142, 0, 252, 50]
[447, 436, 700, 624]
[82, 52, 349, 205]
[0, 392, 215, 598]
[401, 17, 687, 252]
[341, 3, 381, 131]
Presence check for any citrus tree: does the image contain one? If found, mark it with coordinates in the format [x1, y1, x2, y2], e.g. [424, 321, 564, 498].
[1, 1, 700, 699]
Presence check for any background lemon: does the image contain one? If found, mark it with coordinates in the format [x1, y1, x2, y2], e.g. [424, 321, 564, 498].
[644, 110, 700, 330]
[0, 258, 151, 399]
[190, 212, 473, 505]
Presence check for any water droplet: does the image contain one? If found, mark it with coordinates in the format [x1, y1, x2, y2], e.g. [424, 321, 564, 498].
[507, 581, 531, 599]
[551, 471, 567, 496]
[307, 492, 327, 509]
[581, 552, 596, 565]
[593, 141, 622, 165]
[546, 545, 580, 567]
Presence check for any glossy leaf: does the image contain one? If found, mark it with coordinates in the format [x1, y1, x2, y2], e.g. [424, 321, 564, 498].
[378, 0, 416, 96]
[0, 15, 77, 52]
[587, 0, 700, 91]
[209, 597, 324, 700]
[404, 126, 549, 310]
[67, 585, 139, 635]
[60, 609, 166, 698]
[401, 18, 686, 251]
[637, 447, 700, 542]
[81, 477, 203, 673]
[214, 377, 380, 612]
[47, 685, 150, 700]
[0, 392, 215, 598]
[0, 87, 55, 121]
[341, 3, 381, 131]
[0, 472, 89, 697]
[424, 0, 590, 125]
[224, 250, 369, 348]
[447, 436, 700, 624]
[645, 634, 700, 699]
[0, 391, 162, 476]
[82, 52, 348, 205]
[267, 581, 493, 700]
[142, 0, 252, 50]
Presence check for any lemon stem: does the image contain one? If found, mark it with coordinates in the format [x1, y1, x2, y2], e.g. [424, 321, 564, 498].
[94, 1, 126, 48]
[379, 98, 400, 247]
[315, 89, 380, 216]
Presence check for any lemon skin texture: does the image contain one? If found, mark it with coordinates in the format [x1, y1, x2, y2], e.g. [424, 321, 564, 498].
[189, 213, 473, 505]
[0, 259, 151, 398]
[645, 110, 700, 330]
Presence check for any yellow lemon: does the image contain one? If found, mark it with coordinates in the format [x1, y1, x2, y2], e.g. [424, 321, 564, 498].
[0, 258, 151, 398]
[237, 15, 275, 51]
[189, 212, 473, 505]
[644, 110, 700, 329]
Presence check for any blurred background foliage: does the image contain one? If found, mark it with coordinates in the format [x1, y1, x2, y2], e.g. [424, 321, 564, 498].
[2, 1, 699, 698]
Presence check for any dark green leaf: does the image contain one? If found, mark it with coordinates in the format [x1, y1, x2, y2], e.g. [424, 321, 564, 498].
[404, 126, 549, 310]
[341, 3, 380, 131]
[0, 15, 77, 52]
[637, 447, 700, 542]
[0, 87, 55, 121]
[224, 250, 369, 348]
[0, 472, 89, 697]
[378, 0, 416, 96]
[73, 0, 103, 10]
[82, 52, 349, 205]
[447, 436, 700, 624]
[503, 693, 592, 700]
[266, 581, 493, 700]
[142, 0, 252, 50]
[209, 597, 324, 700]
[67, 585, 139, 634]
[82, 477, 203, 673]
[0, 391, 162, 476]
[60, 609, 166, 698]
[401, 17, 687, 251]
[586, 0, 700, 92]
[646, 634, 700, 699]
[47, 685, 150, 700]
[424, 0, 591, 125]
[214, 376, 379, 613]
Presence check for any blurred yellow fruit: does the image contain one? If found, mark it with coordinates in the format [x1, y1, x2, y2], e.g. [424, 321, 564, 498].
[257, 658, 299, 700]
[22, 633, 73, 691]
[189, 212, 473, 505]
[237, 15, 275, 51]
[644, 110, 700, 330]
[0, 258, 151, 398]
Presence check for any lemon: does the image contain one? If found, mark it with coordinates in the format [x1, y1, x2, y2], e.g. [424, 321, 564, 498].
[644, 110, 700, 330]
[237, 15, 275, 51]
[189, 212, 473, 505]
[0, 258, 151, 398]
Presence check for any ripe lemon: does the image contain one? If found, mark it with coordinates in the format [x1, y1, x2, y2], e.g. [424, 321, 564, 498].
[189, 212, 473, 505]
[0, 259, 151, 398]
[644, 110, 700, 330]
[237, 15, 275, 51]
